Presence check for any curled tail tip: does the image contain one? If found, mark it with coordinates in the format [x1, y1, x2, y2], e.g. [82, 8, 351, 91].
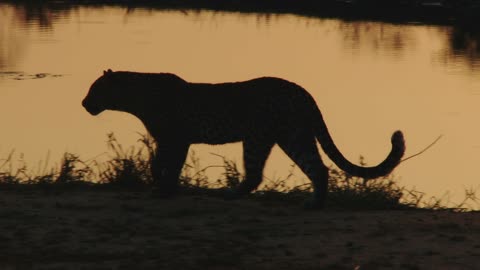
[391, 130, 404, 144]
[391, 130, 406, 157]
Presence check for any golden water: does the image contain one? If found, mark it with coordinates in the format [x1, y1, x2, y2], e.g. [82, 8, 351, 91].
[1, 4, 480, 201]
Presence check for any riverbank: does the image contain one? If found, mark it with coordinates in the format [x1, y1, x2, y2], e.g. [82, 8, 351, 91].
[0, 134, 477, 268]
[0, 141, 477, 268]
[1, 187, 478, 269]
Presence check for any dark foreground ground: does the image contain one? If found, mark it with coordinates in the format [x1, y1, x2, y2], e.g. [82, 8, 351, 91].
[0, 188, 479, 270]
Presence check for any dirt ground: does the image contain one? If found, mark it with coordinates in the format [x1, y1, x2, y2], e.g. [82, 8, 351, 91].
[0, 188, 478, 270]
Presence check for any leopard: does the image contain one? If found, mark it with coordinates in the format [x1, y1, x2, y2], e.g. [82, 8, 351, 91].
[82, 69, 406, 208]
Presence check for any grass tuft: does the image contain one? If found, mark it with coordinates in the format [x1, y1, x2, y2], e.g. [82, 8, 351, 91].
[95, 133, 153, 187]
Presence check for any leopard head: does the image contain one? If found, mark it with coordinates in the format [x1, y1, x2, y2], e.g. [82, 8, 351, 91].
[82, 69, 119, 115]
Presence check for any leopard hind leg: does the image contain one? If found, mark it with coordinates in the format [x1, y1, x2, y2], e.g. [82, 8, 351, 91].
[277, 132, 329, 209]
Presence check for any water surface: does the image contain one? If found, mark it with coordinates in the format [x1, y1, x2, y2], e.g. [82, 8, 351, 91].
[1, 3, 480, 201]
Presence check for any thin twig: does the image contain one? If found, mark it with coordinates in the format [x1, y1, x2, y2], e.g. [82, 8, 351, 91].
[190, 165, 226, 178]
[401, 135, 443, 163]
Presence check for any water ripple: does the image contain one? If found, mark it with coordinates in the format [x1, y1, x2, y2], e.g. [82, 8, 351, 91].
[0, 72, 64, 80]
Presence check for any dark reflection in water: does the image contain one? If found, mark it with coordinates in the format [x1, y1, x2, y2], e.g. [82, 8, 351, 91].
[2, 2, 73, 29]
[448, 27, 480, 69]
[0, 5, 25, 69]
[337, 22, 415, 57]
[337, 21, 480, 70]
[13, 2, 56, 28]
[0, 3, 69, 69]
[2, 4, 47, 29]
[1, 2, 480, 72]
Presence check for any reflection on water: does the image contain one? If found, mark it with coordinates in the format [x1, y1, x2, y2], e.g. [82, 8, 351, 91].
[1, 3, 480, 201]
[448, 27, 480, 70]
[3, 3, 480, 72]
[336, 20, 480, 71]
[337, 22, 416, 57]
[10, 2, 56, 28]
[1, 2, 73, 29]
[0, 5, 25, 69]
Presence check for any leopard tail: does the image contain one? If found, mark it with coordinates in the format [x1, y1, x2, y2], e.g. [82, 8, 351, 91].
[315, 108, 405, 179]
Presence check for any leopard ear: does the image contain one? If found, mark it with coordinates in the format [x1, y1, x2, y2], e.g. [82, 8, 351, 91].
[103, 69, 113, 75]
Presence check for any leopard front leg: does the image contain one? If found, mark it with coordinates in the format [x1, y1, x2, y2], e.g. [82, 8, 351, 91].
[151, 141, 190, 198]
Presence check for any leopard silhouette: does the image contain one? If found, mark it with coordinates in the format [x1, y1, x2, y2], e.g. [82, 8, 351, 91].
[82, 69, 405, 208]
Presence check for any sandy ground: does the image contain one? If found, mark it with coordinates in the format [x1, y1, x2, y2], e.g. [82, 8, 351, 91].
[0, 188, 478, 270]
